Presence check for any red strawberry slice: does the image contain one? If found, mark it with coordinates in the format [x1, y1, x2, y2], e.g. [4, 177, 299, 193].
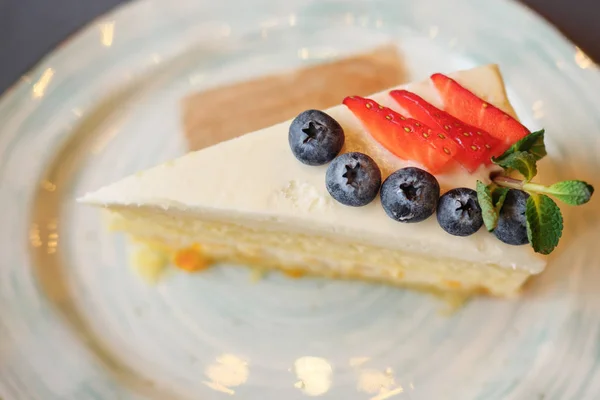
[430, 73, 529, 148]
[343, 96, 460, 174]
[389, 89, 503, 172]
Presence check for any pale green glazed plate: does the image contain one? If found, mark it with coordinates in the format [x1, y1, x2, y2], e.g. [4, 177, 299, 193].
[1, 0, 600, 399]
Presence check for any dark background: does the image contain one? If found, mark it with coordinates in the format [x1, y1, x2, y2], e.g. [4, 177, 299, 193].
[0, 0, 598, 94]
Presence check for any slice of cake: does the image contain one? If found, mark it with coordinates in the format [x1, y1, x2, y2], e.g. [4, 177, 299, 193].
[80, 63, 594, 297]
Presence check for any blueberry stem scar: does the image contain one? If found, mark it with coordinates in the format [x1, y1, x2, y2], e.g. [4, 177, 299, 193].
[302, 121, 319, 143]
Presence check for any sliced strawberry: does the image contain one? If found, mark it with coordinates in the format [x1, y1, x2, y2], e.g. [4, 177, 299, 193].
[343, 96, 460, 174]
[430, 73, 529, 149]
[389, 89, 503, 172]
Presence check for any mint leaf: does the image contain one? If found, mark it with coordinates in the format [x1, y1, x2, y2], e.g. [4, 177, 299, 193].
[494, 129, 546, 162]
[525, 193, 563, 254]
[477, 181, 497, 231]
[543, 180, 594, 205]
[476, 182, 510, 231]
[492, 187, 509, 213]
[521, 179, 595, 205]
[516, 129, 546, 160]
[494, 151, 537, 181]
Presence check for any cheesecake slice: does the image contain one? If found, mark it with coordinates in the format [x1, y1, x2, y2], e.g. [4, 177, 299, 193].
[80, 64, 546, 297]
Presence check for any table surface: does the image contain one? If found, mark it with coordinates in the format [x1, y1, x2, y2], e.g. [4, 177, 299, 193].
[0, 0, 598, 95]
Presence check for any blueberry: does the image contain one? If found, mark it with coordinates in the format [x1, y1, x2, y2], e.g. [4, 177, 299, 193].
[380, 167, 440, 223]
[437, 188, 483, 236]
[326, 152, 381, 206]
[289, 110, 345, 165]
[494, 189, 529, 245]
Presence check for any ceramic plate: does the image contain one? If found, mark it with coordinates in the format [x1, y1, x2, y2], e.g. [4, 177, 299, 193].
[2, 0, 600, 399]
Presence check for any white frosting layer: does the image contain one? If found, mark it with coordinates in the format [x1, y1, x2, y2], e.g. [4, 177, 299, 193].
[80, 65, 547, 274]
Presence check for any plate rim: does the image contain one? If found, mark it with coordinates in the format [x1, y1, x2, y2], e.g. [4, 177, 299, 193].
[2, 1, 600, 399]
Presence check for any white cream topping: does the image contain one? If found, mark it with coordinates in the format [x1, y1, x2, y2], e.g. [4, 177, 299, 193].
[80, 64, 547, 274]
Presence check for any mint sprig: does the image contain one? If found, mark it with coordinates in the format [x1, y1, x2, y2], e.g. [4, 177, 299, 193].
[481, 129, 593, 254]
